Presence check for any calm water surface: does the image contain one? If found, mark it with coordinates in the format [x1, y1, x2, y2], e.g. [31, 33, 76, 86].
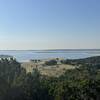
[0, 50, 100, 62]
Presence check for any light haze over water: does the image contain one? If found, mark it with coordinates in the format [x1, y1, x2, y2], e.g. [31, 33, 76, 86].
[0, 49, 100, 62]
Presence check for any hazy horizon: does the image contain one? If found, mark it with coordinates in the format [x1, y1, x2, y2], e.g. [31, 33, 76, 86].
[0, 0, 100, 50]
[0, 47, 99, 50]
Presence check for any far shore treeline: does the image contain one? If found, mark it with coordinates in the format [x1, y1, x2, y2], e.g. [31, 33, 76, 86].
[0, 56, 100, 100]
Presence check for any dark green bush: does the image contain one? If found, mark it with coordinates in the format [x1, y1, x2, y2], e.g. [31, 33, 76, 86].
[45, 60, 57, 66]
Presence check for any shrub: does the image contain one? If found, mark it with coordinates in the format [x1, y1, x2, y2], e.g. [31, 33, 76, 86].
[45, 60, 57, 66]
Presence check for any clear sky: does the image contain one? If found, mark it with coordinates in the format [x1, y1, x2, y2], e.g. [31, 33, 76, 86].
[0, 0, 100, 50]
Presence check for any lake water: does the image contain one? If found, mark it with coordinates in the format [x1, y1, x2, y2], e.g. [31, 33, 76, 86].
[0, 49, 100, 62]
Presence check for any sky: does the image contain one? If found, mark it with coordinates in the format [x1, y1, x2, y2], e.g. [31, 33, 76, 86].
[0, 0, 100, 50]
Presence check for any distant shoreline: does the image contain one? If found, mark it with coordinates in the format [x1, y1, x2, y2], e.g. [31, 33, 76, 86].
[0, 50, 100, 62]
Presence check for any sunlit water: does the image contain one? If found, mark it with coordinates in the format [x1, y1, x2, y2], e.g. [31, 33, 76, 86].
[0, 49, 100, 62]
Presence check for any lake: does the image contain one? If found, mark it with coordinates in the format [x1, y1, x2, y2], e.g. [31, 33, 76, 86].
[0, 49, 100, 62]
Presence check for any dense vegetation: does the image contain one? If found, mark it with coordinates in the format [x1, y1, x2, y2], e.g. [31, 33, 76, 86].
[45, 60, 57, 66]
[61, 56, 100, 65]
[0, 57, 100, 100]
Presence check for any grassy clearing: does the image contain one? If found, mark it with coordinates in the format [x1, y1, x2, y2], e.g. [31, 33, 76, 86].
[21, 59, 76, 77]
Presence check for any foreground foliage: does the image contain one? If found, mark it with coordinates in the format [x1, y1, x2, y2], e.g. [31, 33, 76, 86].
[0, 57, 100, 100]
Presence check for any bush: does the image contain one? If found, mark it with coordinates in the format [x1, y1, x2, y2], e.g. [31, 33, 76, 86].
[45, 60, 57, 66]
